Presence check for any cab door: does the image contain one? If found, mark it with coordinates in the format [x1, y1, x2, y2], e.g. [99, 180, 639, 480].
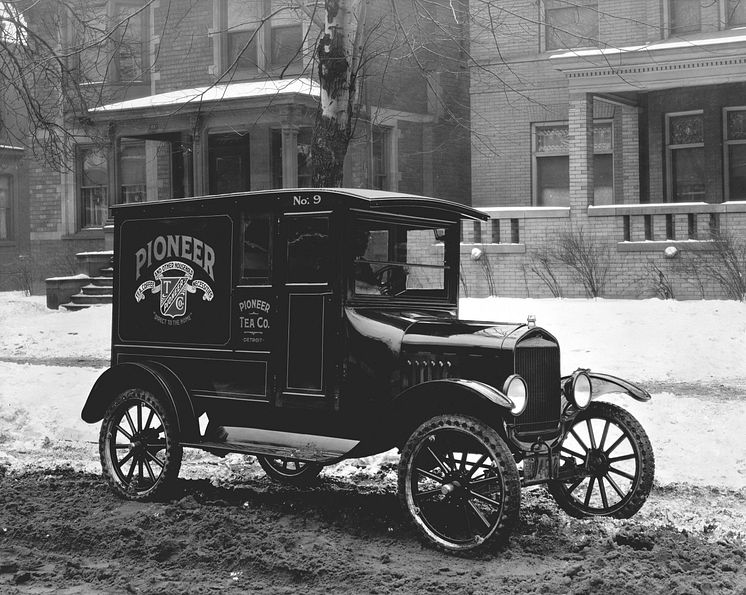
[276, 212, 339, 409]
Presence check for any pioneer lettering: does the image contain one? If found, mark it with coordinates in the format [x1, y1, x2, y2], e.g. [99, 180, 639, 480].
[135, 235, 216, 280]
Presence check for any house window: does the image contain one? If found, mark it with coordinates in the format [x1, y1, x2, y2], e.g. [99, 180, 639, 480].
[545, 0, 599, 51]
[79, 146, 109, 229]
[372, 127, 391, 190]
[75, 1, 149, 83]
[725, 107, 746, 200]
[666, 112, 705, 202]
[532, 122, 613, 206]
[668, 0, 701, 35]
[222, 0, 303, 73]
[119, 140, 147, 203]
[113, 1, 148, 82]
[0, 175, 12, 241]
[727, 0, 746, 27]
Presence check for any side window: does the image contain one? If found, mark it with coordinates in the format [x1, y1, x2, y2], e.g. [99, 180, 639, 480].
[286, 216, 330, 282]
[241, 212, 271, 282]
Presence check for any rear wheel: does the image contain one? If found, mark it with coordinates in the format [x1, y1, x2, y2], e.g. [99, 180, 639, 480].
[398, 414, 521, 552]
[548, 402, 654, 518]
[99, 388, 182, 501]
[257, 456, 323, 485]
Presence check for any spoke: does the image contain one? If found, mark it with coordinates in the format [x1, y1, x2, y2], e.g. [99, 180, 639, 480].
[415, 467, 444, 483]
[467, 454, 488, 479]
[426, 446, 452, 475]
[114, 443, 131, 449]
[143, 457, 157, 482]
[609, 453, 637, 463]
[138, 459, 144, 482]
[570, 429, 589, 453]
[598, 476, 609, 509]
[608, 466, 635, 481]
[116, 425, 133, 441]
[124, 410, 137, 436]
[604, 473, 626, 498]
[604, 473, 627, 498]
[584, 477, 596, 507]
[468, 489, 502, 509]
[145, 449, 165, 468]
[599, 420, 610, 451]
[470, 475, 498, 489]
[586, 419, 597, 449]
[566, 477, 584, 495]
[414, 487, 442, 501]
[126, 457, 137, 482]
[143, 408, 155, 432]
[117, 449, 135, 468]
[137, 404, 143, 433]
[605, 434, 627, 456]
[561, 447, 586, 461]
[467, 500, 492, 530]
[459, 451, 470, 473]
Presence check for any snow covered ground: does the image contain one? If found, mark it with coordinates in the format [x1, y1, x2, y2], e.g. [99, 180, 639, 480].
[1, 292, 745, 489]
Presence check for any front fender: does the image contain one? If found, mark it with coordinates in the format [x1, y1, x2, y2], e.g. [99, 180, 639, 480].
[562, 371, 651, 402]
[81, 361, 200, 441]
[395, 378, 515, 411]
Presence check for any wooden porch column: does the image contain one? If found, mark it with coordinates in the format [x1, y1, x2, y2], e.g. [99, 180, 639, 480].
[568, 92, 594, 217]
[281, 126, 299, 188]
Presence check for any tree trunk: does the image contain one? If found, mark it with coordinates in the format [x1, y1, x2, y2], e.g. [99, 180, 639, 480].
[311, 0, 360, 188]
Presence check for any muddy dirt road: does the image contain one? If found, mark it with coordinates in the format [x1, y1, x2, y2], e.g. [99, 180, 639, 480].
[1, 461, 745, 595]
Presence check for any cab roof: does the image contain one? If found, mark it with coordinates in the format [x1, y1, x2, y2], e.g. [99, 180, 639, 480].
[111, 188, 489, 222]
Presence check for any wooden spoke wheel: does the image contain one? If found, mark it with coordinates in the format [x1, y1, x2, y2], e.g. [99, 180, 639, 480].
[257, 456, 323, 486]
[99, 389, 182, 501]
[398, 414, 521, 552]
[548, 402, 654, 518]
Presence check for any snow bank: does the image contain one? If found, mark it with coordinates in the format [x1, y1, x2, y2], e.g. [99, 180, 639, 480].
[1, 292, 745, 489]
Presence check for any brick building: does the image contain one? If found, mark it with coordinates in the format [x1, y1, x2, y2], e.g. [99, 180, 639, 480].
[0, 0, 470, 293]
[462, 0, 746, 299]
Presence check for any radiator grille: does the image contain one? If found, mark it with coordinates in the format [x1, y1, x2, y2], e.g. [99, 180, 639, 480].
[514, 336, 561, 434]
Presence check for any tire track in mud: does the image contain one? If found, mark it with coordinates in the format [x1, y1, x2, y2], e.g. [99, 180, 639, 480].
[1, 468, 744, 594]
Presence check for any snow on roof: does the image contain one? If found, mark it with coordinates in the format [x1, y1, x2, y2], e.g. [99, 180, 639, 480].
[550, 29, 746, 61]
[90, 77, 320, 113]
[0, 145, 25, 152]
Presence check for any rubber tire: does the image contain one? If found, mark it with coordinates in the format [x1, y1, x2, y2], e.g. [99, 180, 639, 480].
[548, 401, 655, 519]
[257, 456, 323, 486]
[398, 414, 521, 552]
[99, 388, 182, 501]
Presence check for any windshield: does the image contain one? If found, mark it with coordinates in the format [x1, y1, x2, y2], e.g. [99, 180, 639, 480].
[351, 217, 453, 300]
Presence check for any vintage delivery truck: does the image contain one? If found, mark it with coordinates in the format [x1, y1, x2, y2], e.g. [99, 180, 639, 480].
[82, 188, 654, 552]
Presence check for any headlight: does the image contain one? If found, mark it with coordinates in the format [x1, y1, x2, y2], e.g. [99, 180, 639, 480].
[567, 370, 592, 409]
[503, 374, 527, 416]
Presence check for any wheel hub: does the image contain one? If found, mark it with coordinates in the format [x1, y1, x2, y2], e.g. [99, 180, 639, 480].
[586, 449, 609, 476]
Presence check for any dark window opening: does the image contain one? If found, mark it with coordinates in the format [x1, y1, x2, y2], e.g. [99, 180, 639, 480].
[623, 215, 631, 241]
[286, 217, 330, 283]
[79, 146, 109, 229]
[510, 219, 520, 243]
[491, 220, 501, 244]
[0, 174, 13, 241]
[209, 133, 251, 195]
[241, 213, 271, 281]
[666, 214, 675, 240]
[688, 213, 697, 239]
[644, 215, 653, 240]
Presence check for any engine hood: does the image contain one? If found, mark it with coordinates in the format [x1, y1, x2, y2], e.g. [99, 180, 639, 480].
[345, 307, 551, 355]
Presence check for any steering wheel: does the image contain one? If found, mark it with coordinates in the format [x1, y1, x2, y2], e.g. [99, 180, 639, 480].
[374, 265, 407, 296]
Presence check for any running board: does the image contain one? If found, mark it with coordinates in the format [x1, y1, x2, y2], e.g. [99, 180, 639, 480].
[182, 427, 360, 464]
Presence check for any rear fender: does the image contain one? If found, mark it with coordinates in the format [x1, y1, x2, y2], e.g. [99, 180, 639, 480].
[81, 361, 200, 441]
[562, 371, 651, 402]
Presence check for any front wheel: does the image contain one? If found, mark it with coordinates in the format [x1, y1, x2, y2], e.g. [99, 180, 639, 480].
[257, 456, 323, 485]
[398, 414, 521, 552]
[548, 402, 654, 518]
[99, 388, 182, 501]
